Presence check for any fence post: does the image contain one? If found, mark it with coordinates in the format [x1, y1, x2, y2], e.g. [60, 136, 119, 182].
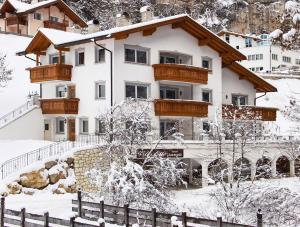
[181, 212, 187, 227]
[0, 197, 5, 227]
[257, 209, 263, 227]
[70, 216, 75, 227]
[77, 189, 82, 217]
[44, 212, 49, 227]
[21, 208, 26, 227]
[99, 200, 104, 219]
[217, 216, 222, 227]
[124, 204, 129, 227]
[151, 208, 156, 227]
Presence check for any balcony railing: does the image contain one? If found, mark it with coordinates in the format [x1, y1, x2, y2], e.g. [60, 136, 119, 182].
[154, 99, 209, 117]
[28, 64, 72, 83]
[152, 64, 209, 84]
[40, 98, 79, 114]
[6, 16, 26, 26]
[222, 105, 277, 121]
[43, 20, 68, 31]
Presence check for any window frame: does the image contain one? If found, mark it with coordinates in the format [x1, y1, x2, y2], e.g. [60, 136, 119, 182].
[75, 48, 85, 66]
[49, 53, 65, 64]
[56, 118, 65, 134]
[125, 82, 150, 100]
[124, 45, 150, 65]
[95, 81, 106, 99]
[56, 85, 67, 98]
[201, 57, 213, 71]
[33, 12, 42, 20]
[95, 118, 106, 135]
[95, 46, 106, 63]
[202, 89, 213, 103]
[232, 94, 248, 106]
[79, 118, 89, 135]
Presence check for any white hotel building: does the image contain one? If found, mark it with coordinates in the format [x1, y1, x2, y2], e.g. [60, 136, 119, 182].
[16, 14, 277, 142]
[218, 31, 300, 73]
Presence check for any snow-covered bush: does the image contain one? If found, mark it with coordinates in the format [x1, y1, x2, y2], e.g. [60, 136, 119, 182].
[0, 53, 12, 87]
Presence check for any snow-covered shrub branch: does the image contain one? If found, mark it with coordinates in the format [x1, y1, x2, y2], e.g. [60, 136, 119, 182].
[0, 53, 12, 88]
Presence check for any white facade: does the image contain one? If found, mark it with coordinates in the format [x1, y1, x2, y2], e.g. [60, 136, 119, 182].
[218, 31, 300, 73]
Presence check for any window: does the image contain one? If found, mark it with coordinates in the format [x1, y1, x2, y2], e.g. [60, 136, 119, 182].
[124, 45, 149, 64]
[56, 85, 67, 98]
[245, 38, 252, 47]
[95, 47, 105, 63]
[255, 54, 263, 60]
[125, 83, 149, 99]
[96, 119, 106, 134]
[203, 122, 210, 133]
[160, 87, 178, 99]
[75, 49, 85, 66]
[50, 16, 59, 22]
[202, 89, 212, 103]
[296, 59, 300, 65]
[80, 118, 89, 134]
[225, 34, 230, 43]
[49, 54, 65, 64]
[33, 13, 42, 20]
[272, 54, 278, 61]
[202, 57, 212, 71]
[236, 46, 239, 49]
[56, 118, 65, 134]
[160, 55, 176, 64]
[160, 120, 178, 139]
[95, 81, 105, 99]
[232, 94, 248, 106]
[283, 56, 291, 63]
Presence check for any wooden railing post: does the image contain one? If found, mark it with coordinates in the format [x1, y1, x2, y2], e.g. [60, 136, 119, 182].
[20, 208, 26, 227]
[99, 200, 104, 219]
[217, 216, 222, 227]
[0, 197, 5, 227]
[124, 204, 129, 227]
[151, 208, 156, 227]
[77, 189, 82, 217]
[181, 212, 187, 227]
[257, 209, 263, 227]
[44, 212, 49, 227]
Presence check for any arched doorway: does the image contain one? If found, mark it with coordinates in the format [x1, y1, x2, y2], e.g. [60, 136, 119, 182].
[295, 156, 300, 177]
[256, 157, 272, 179]
[234, 158, 251, 180]
[276, 156, 290, 177]
[208, 158, 228, 183]
[192, 163, 202, 187]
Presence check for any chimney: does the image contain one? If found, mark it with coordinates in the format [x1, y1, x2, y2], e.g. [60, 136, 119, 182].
[140, 6, 153, 22]
[87, 19, 100, 33]
[116, 12, 132, 27]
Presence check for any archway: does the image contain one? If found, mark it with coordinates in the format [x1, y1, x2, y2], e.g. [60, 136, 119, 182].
[276, 156, 290, 177]
[208, 158, 228, 183]
[256, 157, 272, 179]
[192, 162, 202, 187]
[295, 156, 300, 177]
[234, 158, 251, 180]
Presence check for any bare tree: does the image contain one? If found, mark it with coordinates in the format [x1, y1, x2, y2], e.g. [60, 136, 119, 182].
[0, 54, 12, 88]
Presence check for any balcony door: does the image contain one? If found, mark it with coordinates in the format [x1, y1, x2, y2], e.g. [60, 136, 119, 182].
[44, 119, 52, 141]
[68, 118, 76, 141]
[160, 87, 179, 99]
[68, 85, 76, 98]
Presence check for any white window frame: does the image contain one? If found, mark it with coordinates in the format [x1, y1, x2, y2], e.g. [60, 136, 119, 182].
[95, 46, 106, 63]
[124, 45, 150, 65]
[296, 59, 300, 65]
[95, 81, 106, 99]
[201, 57, 213, 71]
[125, 82, 150, 99]
[79, 118, 89, 135]
[75, 48, 85, 66]
[202, 89, 213, 103]
[56, 118, 65, 134]
[56, 85, 67, 98]
[33, 12, 42, 20]
[272, 54, 278, 61]
[232, 94, 248, 106]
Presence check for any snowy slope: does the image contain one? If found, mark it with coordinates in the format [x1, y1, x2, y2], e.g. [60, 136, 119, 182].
[0, 33, 39, 116]
[257, 78, 300, 135]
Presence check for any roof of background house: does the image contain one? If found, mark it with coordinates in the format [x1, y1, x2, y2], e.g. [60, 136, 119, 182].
[217, 30, 262, 41]
[0, 0, 87, 27]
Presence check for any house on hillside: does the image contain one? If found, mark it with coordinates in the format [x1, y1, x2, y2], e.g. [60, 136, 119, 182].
[218, 30, 300, 73]
[16, 13, 277, 142]
[0, 0, 87, 36]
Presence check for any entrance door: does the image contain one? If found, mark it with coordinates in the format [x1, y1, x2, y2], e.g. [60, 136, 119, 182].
[68, 118, 76, 141]
[44, 120, 52, 141]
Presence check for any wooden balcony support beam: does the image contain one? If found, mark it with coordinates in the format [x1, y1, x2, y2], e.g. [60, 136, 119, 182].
[143, 27, 157, 36]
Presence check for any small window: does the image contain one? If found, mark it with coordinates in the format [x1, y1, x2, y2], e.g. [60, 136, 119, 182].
[236, 46, 239, 49]
[202, 89, 212, 103]
[95, 81, 105, 99]
[272, 54, 278, 61]
[96, 119, 106, 134]
[56, 85, 67, 98]
[50, 54, 65, 64]
[296, 59, 300, 65]
[225, 34, 230, 43]
[95, 47, 105, 63]
[202, 57, 212, 71]
[245, 38, 252, 47]
[232, 94, 248, 106]
[44, 123, 49, 131]
[56, 118, 65, 134]
[125, 83, 149, 99]
[75, 49, 85, 66]
[124, 45, 149, 64]
[80, 118, 89, 134]
[203, 122, 210, 133]
[283, 56, 291, 63]
[34, 13, 42, 20]
[50, 16, 59, 22]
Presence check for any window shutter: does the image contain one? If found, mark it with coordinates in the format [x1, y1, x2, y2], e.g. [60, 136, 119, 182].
[95, 47, 98, 63]
[75, 50, 78, 66]
[101, 84, 105, 98]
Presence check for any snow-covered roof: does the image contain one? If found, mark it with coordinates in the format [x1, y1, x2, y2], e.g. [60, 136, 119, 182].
[5, 0, 57, 13]
[39, 28, 85, 45]
[217, 30, 262, 41]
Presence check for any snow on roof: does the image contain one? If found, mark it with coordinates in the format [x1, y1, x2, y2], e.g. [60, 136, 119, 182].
[38, 28, 85, 45]
[6, 0, 57, 13]
[218, 30, 261, 40]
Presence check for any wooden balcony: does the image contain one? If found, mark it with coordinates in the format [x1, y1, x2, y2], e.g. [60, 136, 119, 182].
[6, 16, 26, 26]
[152, 64, 209, 84]
[28, 64, 72, 83]
[154, 99, 209, 117]
[40, 98, 79, 114]
[222, 105, 277, 121]
[43, 20, 68, 31]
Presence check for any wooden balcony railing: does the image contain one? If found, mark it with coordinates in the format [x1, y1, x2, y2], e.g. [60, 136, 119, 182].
[40, 98, 79, 114]
[152, 64, 209, 84]
[154, 99, 209, 117]
[28, 64, 72, 83]
[6, 16, 26, 26]
[222, 105, 277, 121]
[43, 20, 68, 31]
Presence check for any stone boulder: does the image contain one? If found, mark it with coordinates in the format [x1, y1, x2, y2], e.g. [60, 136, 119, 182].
[49, 164, 67, 184]
[66, 157, 75, 167]
[19, 169, 49, 189]
[45, 160, 57, 170]
[7, 182, 22, 194]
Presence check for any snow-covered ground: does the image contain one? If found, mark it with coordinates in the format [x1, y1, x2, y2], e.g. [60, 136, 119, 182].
[0, 33, 38, 116]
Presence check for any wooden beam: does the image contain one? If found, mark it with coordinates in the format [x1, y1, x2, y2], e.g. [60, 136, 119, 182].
[172, 22, 183, 29]
[59, 50, 62, 64]
[56, 47, 70, 52]
[33, 51, 46, 55]
[198, 38, 209, 46]
[114, 33, 129, 40]
[143, 27, 156, 36]
[219, 52, 230, 58]
[239, 75, 246, 80]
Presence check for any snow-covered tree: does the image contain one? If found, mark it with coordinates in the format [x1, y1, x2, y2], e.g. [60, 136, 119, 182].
[0, 53, 12, 88]
[86, 99, 186, 212]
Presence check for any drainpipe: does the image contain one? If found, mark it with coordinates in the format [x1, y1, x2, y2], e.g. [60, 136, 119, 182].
[254, 92, 267, 105]
[25, 55, 42, 98]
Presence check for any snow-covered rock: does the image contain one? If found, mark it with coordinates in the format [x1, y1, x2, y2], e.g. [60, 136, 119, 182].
[19, 168, 49, 189]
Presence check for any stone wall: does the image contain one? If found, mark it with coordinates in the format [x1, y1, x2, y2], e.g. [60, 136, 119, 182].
[74, 148, 110, 193]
